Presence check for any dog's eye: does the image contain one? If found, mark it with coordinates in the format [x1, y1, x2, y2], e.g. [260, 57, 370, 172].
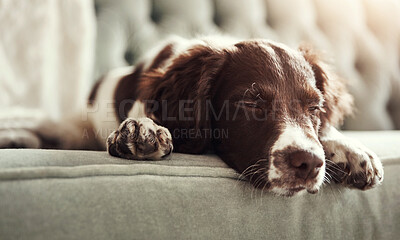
[308, 106, 321, 113]
[236, 101, 262, 110]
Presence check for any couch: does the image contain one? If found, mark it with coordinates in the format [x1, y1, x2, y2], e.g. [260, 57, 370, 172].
[1, 0, 400, 239]
[1, 132, 400, 239]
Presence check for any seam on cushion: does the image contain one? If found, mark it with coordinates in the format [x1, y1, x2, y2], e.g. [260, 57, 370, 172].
[1, 157, 397, 168]
[0, 162, 231, 169]
[0, 164, 242, 181]
[1, 159, 399, 181]
[0, 163, 232, 171]
[0, 150, 231, 169]
[0, 172, 246, 182]
[1, 158, 395, 170]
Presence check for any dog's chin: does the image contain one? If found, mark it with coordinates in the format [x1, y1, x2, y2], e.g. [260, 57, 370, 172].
[247, 167, 325, 197]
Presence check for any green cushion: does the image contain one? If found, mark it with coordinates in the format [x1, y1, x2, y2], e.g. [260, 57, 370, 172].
[0, 131, 399, 240]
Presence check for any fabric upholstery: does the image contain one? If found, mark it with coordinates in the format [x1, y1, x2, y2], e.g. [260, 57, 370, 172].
[94, 0, 400, 130]
[1, 131, 399, 240]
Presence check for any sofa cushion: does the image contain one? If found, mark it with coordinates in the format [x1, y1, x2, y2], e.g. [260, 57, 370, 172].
[0, 131, 399, 240]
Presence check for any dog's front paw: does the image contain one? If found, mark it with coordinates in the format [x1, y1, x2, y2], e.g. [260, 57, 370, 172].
[107, 118, 173, 160]
[322, 138, 384, 190]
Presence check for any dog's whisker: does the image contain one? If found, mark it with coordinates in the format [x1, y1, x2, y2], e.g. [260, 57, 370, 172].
[253, 172, 267, 189]
[326, 162, 348, 175]
[324, 176, 331, 184]
[242, 88, 250, 99]
[325, 168, 341, 182]
[256, 93, 265, 101]
[261, 179, 269, 196]
[251, 82, 256, 91]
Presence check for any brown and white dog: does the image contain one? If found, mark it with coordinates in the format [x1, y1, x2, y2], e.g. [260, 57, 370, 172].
[2, 36, 384, 196]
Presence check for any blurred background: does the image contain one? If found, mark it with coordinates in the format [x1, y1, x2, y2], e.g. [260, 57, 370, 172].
[0, 0, 399, 130]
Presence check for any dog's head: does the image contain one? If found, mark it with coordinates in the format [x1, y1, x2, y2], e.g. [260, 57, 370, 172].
[141, 39, 352, 196]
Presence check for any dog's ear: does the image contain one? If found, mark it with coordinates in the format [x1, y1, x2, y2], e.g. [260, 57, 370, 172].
[300, 45, 353, 130]
[140, 45, 226, 153]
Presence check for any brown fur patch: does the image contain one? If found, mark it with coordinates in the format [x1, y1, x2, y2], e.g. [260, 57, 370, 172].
[299, 45, 354, 130]
[139, 45, 226, 154]
[148, 44, 174, 70]
[114, 64, 144, 122]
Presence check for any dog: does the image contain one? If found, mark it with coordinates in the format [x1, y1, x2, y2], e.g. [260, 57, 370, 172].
[1, 36, 384, 196]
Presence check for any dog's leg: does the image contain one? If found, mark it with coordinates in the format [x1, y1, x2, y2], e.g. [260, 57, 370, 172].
[106, 117, 173, 160]
[0, 115, 101, 150]
[319, 125, 384, 190]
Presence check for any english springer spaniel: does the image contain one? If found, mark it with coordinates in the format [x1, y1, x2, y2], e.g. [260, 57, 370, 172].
[2, 36, 384, 196]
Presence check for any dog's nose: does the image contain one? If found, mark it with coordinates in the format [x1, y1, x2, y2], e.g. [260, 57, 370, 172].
[288, 151, 323, 180]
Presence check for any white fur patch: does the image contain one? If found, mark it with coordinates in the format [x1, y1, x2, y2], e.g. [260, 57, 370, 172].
[86, 66, 134, 146]
[127, 101, 147, 119]
[271, 123, 324, 158]
[268, 121, 326, 194]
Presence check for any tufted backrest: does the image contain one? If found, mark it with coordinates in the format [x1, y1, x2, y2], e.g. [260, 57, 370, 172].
[94, 0, 400, 130]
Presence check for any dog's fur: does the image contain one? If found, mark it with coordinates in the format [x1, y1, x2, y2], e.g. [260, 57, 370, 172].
[1, 36, 383, 196]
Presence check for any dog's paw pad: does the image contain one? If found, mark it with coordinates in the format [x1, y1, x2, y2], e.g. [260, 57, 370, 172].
[107, 118, 173, 160]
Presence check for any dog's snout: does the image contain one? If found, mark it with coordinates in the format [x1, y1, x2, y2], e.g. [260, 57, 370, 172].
[288, 151, 323, 180]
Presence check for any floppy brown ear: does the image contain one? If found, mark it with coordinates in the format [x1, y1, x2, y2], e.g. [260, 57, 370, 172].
[300, 46, 353, 130]
[139, 45, 226, 153]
